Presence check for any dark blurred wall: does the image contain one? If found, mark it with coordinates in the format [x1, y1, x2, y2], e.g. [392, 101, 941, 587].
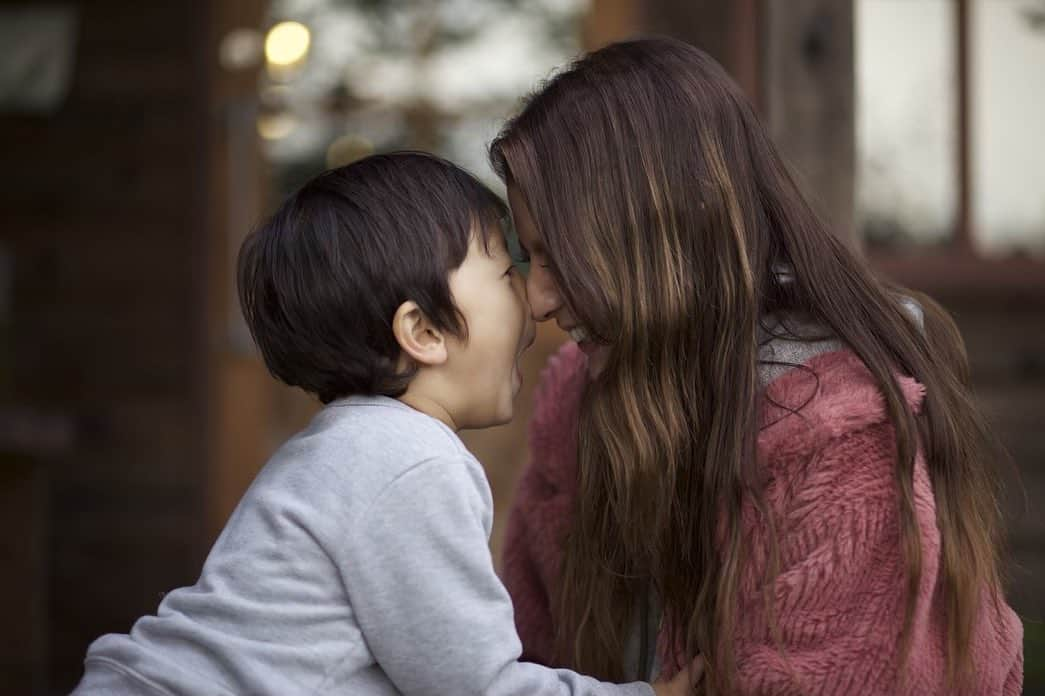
[0, 1, 266, 692]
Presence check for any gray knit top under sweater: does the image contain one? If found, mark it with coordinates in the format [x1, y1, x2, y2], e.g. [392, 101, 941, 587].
[72, 396, 653, 696]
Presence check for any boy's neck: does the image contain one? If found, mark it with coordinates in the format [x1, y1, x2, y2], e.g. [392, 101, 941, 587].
[397, 392, 459, 432]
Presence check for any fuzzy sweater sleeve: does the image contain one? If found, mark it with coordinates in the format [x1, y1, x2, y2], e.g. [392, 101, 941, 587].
[502, 343, 588, 666]
[732, 422, 927, 695]
[720, 352, 1024, 696]
[735, 425, 1021, 695]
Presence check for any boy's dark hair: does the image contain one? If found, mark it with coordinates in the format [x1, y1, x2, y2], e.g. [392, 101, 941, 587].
[237, 151, 507, 403]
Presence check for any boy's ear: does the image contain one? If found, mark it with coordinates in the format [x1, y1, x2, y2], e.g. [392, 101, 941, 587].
[392, 301, 448, 367]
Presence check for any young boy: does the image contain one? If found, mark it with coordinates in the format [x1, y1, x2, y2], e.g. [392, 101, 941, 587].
[71, 153, 693, 695]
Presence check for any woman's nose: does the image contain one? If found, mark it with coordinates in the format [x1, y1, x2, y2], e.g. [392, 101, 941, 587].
[526, 266, 562, 322]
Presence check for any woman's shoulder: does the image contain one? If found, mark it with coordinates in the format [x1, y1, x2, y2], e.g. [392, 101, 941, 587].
[757, 349, 926, 462]
[527, 342, 588, 490]
[531, 341, 588, 429]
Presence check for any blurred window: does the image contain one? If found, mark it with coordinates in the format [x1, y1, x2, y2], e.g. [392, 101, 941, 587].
[971, 0, 1045, 256]
[857, 0, 1045, 258]
[256, 0, 588, 198]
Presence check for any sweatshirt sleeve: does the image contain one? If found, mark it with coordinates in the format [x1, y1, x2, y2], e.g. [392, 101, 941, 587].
[338, 455, 652, 696]
[501, 464, 558, 666]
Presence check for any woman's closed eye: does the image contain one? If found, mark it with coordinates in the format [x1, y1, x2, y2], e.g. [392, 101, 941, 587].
[507, 248, 531, 276]
[503, 227, 532, 276]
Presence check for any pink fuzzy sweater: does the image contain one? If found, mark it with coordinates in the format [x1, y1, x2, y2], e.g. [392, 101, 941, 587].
[502, 344, 1023, 695]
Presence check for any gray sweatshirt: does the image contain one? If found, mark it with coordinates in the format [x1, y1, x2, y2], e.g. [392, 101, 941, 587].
[72, 396, 653, 696]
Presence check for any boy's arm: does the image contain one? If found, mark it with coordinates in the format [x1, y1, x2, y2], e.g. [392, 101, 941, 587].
[501, 459, 558, 666]
[339, 455, 653, 696]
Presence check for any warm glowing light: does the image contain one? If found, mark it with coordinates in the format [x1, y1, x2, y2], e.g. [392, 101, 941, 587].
[219, 28, 263, 71]
[326, 135, 374, 168]
[264, 21, 311, 68]
[257, 113, 297, 141]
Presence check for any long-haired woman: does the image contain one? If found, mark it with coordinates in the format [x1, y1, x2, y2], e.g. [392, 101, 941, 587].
[492, 37, 1022, 695]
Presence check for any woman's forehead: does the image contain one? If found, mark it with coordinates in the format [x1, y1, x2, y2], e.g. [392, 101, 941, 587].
[505, 185, 540, 247]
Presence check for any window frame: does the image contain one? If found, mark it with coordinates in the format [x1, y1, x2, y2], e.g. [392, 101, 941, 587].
[866, 0, 1045, 295]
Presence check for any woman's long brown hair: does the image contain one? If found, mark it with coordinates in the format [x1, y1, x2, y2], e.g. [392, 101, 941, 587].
[490, 37, 1006, 694]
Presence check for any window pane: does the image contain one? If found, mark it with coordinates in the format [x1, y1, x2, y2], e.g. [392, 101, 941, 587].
[856, 0, 958, 249]
[972, 0, 1045, 256]
[258, 0, 586, 195]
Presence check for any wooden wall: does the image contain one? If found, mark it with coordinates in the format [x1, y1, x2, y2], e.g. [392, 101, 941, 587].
[0, 1, 240, 691]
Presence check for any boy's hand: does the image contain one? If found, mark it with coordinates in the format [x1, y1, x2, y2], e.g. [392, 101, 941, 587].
[651, 656, 704, 696]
